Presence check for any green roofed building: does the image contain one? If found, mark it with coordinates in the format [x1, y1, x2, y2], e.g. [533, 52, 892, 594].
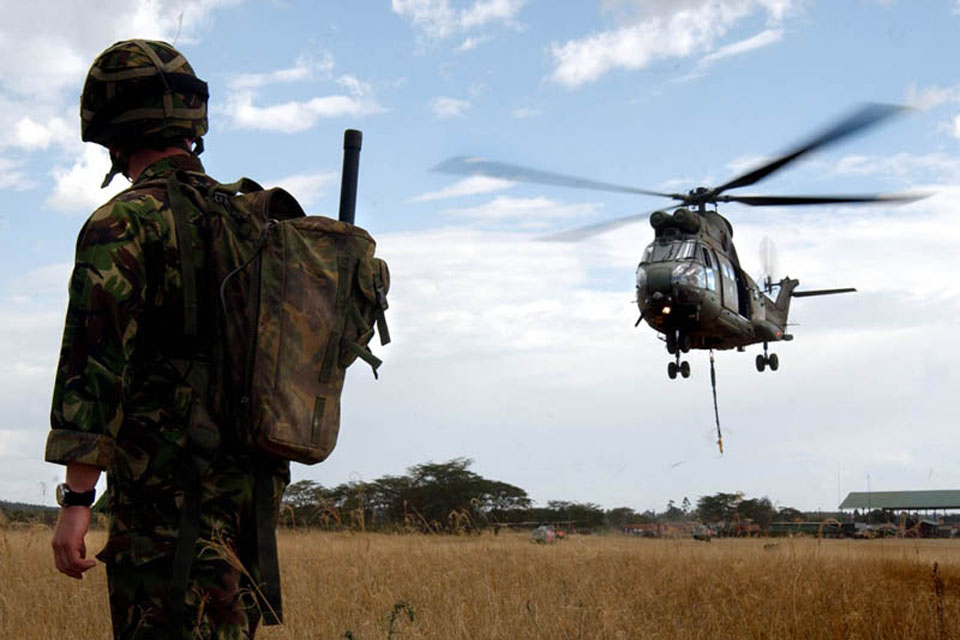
[839, 491, 960, 511]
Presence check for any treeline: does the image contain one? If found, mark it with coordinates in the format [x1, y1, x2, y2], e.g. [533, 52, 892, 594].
[279, 458, 819, 534]
[0, 500, 58, 526]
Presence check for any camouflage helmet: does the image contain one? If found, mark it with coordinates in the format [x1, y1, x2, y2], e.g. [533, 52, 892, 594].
[81, 39, 208, 148]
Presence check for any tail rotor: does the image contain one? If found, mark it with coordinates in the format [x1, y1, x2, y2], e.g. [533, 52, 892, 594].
[759, 236, 780, 294]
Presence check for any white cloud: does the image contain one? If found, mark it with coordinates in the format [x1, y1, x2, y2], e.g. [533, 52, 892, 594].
[830, 151, 960, 183]
[0, 430, 35, 457]
[228, 53, 335, 90]
[512, 107, 542, 119]
[0, 156, 32, 191]
[549, 0, 797, 88]
[11, 116, 74, 152]
[431, 96, 471, 118]
[699, 28, 782, 65]
[227, 94, 384, 132]
[412, 175, 514, 201]
[460, 0, 525, 29]
[273, 171, 339, 209]
[457, 35, 490, 51]
[46, 145, 127, 214]
[904, 82, 960, 111]
[0, 1, 239, 101]
[224, 56, 385, 133]
[443, 195, 601, 228]
[5, 263, 72, 299]
[392, 0, 526, 40]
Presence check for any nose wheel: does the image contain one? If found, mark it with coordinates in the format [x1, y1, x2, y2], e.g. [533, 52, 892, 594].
[667, 349, 691, 379]
[755, 343, 779, 372]
[666, 331, 692, 379]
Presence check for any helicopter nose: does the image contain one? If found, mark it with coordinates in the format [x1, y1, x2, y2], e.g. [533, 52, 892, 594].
[644, 264, 673, 294]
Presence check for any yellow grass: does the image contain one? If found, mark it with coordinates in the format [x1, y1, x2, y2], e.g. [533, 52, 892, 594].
[1, 527, 959, 639]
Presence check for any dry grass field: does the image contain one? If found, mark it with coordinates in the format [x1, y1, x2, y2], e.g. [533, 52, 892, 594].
[1, 526, 959, 639]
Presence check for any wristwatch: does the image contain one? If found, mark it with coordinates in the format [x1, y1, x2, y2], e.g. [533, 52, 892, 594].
[55, 483, 96, 508]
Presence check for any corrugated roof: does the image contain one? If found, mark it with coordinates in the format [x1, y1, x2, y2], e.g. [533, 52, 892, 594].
[839, 490, 960, 510]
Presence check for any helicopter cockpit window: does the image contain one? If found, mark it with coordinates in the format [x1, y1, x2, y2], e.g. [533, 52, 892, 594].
[678, 240, 697, 260]
[700, 246, 718, 292]
[641, 239, 697, 264]
[701, 247, 713, 268]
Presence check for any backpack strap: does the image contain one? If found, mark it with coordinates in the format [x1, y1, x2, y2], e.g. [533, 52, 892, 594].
[254, 465, 283, 624]
[166, 176, 200, 338]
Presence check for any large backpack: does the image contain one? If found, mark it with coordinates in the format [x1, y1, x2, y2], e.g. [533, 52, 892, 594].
[166, 173, 390, 465]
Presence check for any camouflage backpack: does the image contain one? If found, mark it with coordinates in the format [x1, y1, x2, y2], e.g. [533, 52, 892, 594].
[167, 175, 390, 465]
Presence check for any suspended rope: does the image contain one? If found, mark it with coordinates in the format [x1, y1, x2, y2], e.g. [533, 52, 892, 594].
[709, 351, 723, 455]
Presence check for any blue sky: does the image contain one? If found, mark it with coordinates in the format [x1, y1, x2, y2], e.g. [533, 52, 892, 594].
[2, 0, 960, 513]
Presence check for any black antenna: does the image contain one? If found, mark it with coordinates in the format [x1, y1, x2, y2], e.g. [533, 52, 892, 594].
[338, 129, 362, 224]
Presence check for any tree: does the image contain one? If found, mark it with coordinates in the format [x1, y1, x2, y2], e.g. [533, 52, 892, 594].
[777, 506, 804, 522]
[663, 499, 685, 521]
[283, 480, 323, 509]
[696, 492, 743, 524]
[737, 497, 776, 530]
[606, 507, 640, 529]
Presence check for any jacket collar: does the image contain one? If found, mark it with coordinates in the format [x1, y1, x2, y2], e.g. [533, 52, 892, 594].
[134, 153, 205, 184]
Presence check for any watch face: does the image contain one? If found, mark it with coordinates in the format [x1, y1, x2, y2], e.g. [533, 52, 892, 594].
[56, 483, 67, 507]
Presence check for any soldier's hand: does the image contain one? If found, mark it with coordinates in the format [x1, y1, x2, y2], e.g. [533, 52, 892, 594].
[52, 506, 97, 579]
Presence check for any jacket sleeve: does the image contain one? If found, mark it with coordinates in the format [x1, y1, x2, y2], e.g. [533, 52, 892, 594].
[45, 198, 150, 469]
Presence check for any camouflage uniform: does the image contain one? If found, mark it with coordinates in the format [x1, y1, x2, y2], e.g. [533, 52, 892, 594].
[45, 152, 289, 638]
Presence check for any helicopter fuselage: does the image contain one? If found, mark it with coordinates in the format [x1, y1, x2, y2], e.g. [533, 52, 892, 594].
[634, 208, 791, 353]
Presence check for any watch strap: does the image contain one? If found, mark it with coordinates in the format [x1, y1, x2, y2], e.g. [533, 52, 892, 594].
[57, 483, 96, 508]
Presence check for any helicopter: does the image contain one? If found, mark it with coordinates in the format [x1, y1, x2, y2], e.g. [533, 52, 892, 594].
[435, 104, 924, 382]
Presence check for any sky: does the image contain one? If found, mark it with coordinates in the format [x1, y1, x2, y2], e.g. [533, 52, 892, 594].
[1, 0, 959, 514]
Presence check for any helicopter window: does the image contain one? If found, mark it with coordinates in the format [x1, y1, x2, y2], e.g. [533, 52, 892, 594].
[678, 240, 697, 260]
[704, 266, 717, 292]
[701, 247, 713, 268]
[641, 240, 693, 263]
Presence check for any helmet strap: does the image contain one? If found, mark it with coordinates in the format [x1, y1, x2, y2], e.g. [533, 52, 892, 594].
[101, 148, 130, 188]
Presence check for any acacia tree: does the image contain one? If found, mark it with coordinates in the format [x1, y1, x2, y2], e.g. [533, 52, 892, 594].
[696, 492, 743, 524]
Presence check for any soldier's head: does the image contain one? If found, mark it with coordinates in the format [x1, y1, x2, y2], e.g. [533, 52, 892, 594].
[81, 39, 209, 186]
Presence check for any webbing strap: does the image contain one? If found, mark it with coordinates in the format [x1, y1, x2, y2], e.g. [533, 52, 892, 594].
[254, 467, 283, 625]
[169, 463, 202, 624]
[166, 177, 199, 338]
[318, 330, 342, 384]
[375, 309, 391, 346]
[374, 273, 391, 346]
[345, 341, 382, 378]
[335, 257, 353, 309]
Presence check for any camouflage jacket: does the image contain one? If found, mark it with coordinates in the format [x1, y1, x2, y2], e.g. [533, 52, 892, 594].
[45, 154, 288, 564]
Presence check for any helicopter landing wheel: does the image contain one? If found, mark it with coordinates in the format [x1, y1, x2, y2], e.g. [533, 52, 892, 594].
[755, 354, 766, 372]
[768, 353, 779, 371]
[680, 361, 691, 378]
[679, 334, 692, 353]
[666, 334, 678, 355]
[668, 361, 678, 379]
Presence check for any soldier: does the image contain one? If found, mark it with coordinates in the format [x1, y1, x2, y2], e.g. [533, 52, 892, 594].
[45, 40, 288, 639]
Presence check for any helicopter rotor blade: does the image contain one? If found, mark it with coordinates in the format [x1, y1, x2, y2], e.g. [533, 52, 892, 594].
[792, 287, 856, 297]
[539, 208, 658, 242]
[712, 103, 907, 196]
[719, 192, 927, 206]
[434, 156, 682, 199]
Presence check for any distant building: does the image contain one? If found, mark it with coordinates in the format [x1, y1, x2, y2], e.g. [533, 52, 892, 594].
[839, 490, 960, 538]
[839, 490, 960, 512]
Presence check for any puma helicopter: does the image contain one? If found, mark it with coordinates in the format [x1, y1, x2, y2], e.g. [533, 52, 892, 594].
[436, 104, 923, 381]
